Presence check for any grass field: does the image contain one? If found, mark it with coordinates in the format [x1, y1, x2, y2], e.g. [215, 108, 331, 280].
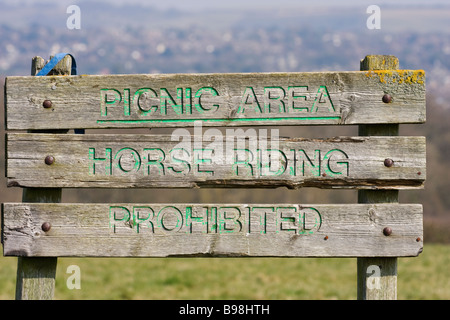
[0, 244, 449, 300]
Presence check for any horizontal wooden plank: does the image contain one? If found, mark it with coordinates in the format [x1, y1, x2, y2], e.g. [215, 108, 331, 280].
[6, 134, 426, 189]
[1, 203, 423, 257]
[5, 70, 425, 130]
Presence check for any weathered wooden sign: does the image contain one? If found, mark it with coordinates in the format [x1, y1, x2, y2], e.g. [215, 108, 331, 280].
[5, 70, 425, 130]
[2, 54, 427, 300]
[6, 133, 425, 189]
[2, 203, 423, 257]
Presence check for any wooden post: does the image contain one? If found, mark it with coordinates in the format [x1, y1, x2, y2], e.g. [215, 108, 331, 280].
[357, 55, 399, 300]
[15, 55, 72, 300]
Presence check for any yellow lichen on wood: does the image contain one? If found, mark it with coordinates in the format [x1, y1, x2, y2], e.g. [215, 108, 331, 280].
[360, 55, 399, 71]
[365, 70, 425, 85]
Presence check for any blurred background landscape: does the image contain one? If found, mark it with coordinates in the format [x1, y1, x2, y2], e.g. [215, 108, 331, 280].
[0, 0, 449, 299]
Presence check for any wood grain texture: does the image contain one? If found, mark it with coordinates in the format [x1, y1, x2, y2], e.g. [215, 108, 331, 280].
[15, 257, 57, 300]
[2, 203, 423, 258]
[357, 54, 400, 300]
[5, 71, 425, 130]
[6, 134, 426, 189]
[13, 55, 72, 301]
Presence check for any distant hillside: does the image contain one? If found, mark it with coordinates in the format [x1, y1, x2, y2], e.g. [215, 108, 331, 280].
[2, 1, 450, 33]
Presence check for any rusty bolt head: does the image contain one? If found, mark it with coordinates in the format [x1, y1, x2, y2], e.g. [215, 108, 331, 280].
[382, 94, 392, 103]
[45, 155, 55, 165]
[41, 222, 51, 232]
[43, 100, 52, 108]
[384, 158, 394, 167]
[383, 227, 392, 236]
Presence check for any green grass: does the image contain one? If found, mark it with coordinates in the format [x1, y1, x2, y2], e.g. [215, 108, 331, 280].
[1, 244, 449, 300]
